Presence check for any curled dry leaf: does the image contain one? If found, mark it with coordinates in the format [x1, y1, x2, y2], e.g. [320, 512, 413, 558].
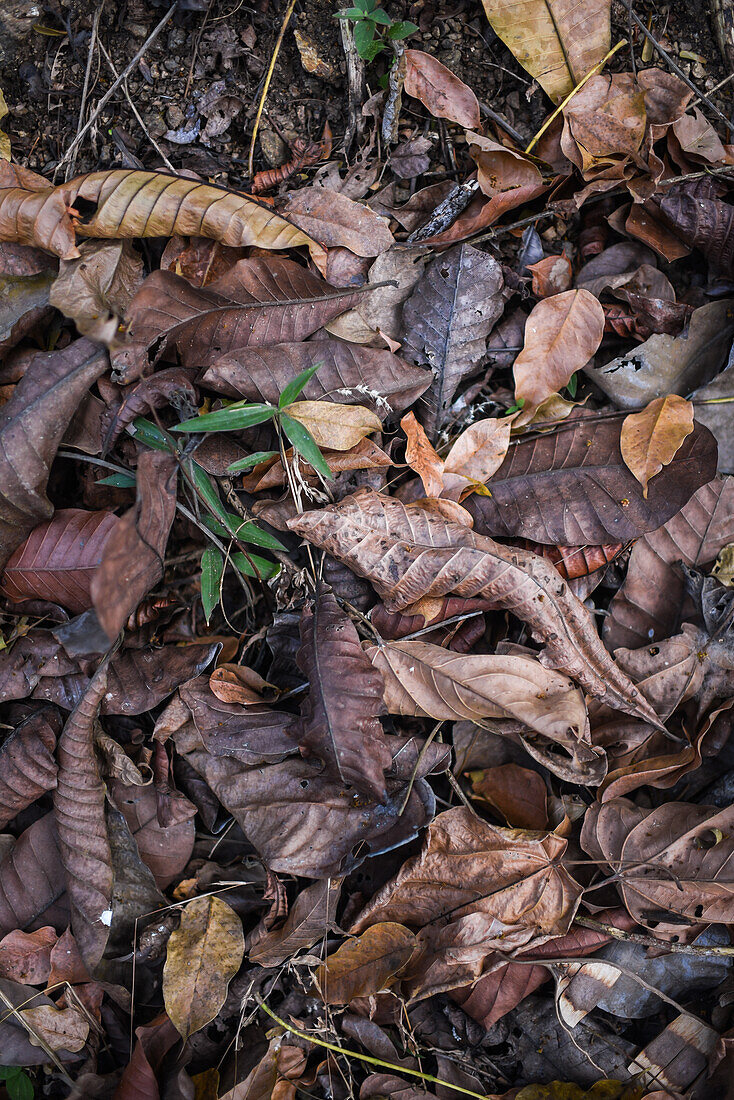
[403, 50, 481, 128]
[91, 450, 178, 641]
[1, 508, 119, 612]
[513, 290, 605, 423]
[288, 490, 662, 726]
[49, 239, 143, 343]
[401, 412, 445, 498]
[442, 417, 512, 500]
[296, 585, 392, 802]
[278, 188, 394, 257]
[465, 132, 548, 222]
[249, 878, 342, 966]
[465, 416, 718, 544]
[315, 922, 418, 1004]
[162, 895, 244, 1040]
[401, 244, 505, 438]
[53, 660, 114, 968]
[480, 0, 611, 101]
[0, 337, 109, 570]
[101, 367, 197, 453]
[287, 400, 382, 451]
[0, 167, 323, 263]
[200, 337, 431, 413]
[0, 708, 59, 829]
[620, 394, 695, 497]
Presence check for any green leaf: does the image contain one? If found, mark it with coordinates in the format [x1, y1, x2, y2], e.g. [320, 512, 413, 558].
[232, 551, 281, 582]
[370, 8, 392, 23]
[387, 19, 418, 39]
[279, 412, 333, 480]
[202, 512, 285, 552]
[201, 547, 225, 624]
[129, 417, 176, 452]
[278, 362, 323, 408]
[353, 18, 376, 56]
[337, 6, 365, 16]
[566, 372, 578, 398]
[226, 450, 279, 473]
[96, 472, 136, 488]
[0, 1068, 34, 1100]
[361, 0, 376, 10]
[175, 403, 275, 433]
[361, 38, 385, 61]
[505, 398, 525, 415]
[190, 462, 229, 525]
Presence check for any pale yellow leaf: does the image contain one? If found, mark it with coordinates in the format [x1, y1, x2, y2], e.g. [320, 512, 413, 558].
[443, 417, 511, 499]
[620, 394, 695, 497]
[288, 401, 382, 451]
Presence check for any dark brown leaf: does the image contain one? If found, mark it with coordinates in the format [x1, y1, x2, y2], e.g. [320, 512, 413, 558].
[0, 926, 57, 985]
[109, 780, 195, 890]
[53, 660, 114, 968]
[659, 184, 734, 276]
[178, 674, 297, 763]
[0, 337, 109, 569]
[200, 337, 431, 414]
[249, 878, 342, 966]
[288, 491, 661, 725]
[100, 367, 197, 453]
[113, 1012, 181, 1100]
[0, 708, 59, 828]
[465, 416, 718, 544]
[604, 476, 734, 650]
[1, 509, 119, 612]
[296, 584, 391, 801]
[91, 450, 177, 641]
[0, 814, 69, 938]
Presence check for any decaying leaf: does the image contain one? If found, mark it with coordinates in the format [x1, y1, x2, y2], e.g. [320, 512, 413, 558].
[296, 584, 392, 801]
[0, 814, 68, 938]
[49, 238, 143, 342]
[249, 878, 342, 966]
[401, 244, 505, 437]
[403, 50, 481, 128]
[162, 895, 244, 1040]
[480, 0, 611, 101]
[315, 922, 417, 1004]
[401, 412, 445, 497]
[619, 394, 695, 497]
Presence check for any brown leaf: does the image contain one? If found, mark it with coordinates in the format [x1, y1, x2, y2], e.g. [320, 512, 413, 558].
[513, 290, 605, 422]
[465, 416, 718, 544]
[465, 132, 548, 223]
[403, 50, 480, 128]
[296, 585, 392, 801]
[480, 0, 611, 101]
[200, 338, 431, 414]
[582, 799, 734, 936]
[21, 1002, 89, 1052]
[113, 1013, 181, 1100]
[91, 450, 177, 641]
[0, 167, 323, 263]
[109, 780, 195, 890]
[659, 184, 734, 276]
[278, 188, 394, 257]
[219, 1037, 307, 1100]
[49, 239, 143, 342]
[0, 268, 55, 361]
[604, 477, 734, 650]
[287, 400, 382, 451]
[1, 509, 119, 611]
[0, 926, 56, 985]
[315, 922, 418, 1004]
[101, 367, 197, 453]
[519, 540, 625, 581]
[401, 244, 505, 437]
[163, 895, 244, 1040]
[0, 977, 80, 1065]
[122, 259, 361, 372]
[527, 255, 573, 298]
[350, 806, 582, 995]
[247, 437, 392, 492]
[177, 673, 297, 763]
[469, 763, 549, 830]
[561, 74, 647, 173]
[442, 417, 512, 500]
[620, 395, 695, 496]
[249, 878, 342, 967]
[0, 337, 109, 570]
[288, 491, 662, 726]
[401, 412, 445, 498]
[0, 814, 68, 939]
[368, 640, 591, 767]
[0, 708, 59, 828]
[53, 660, 114, 968]
[177, 734, 448, 878]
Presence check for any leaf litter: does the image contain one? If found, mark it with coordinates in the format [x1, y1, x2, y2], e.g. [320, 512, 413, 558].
[1, 8, 734, 1099]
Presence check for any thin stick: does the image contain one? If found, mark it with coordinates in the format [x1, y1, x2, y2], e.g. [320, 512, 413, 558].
[479, 101, 526, 147]
[55, 2, 178, 175]
[618, 0, 734, 133]
[98, 41, 176, 171]
[257, 999, 489, 1100]
[66, 2, 104, 180]
[576, 916, 734, 956]
[525, 39, 628, 155]
[247, 0, 298, 179]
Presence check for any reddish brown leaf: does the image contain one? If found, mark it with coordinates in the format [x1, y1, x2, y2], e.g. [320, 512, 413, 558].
[517, 540, 625, 580]
[315, 922, 418, 1004]
[0, 926, 57, 985]
[91, 450, 177, 641]
[403, 50, 481, 128]
[109, 780, 196, 890]
[469, 763, 549, 830]
[113, 1013, 181, 1100]
[1, 509, 119, 612]
[0, 814, 68, 938]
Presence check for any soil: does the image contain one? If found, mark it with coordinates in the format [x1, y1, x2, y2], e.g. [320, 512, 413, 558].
[3, 0, 732, 193]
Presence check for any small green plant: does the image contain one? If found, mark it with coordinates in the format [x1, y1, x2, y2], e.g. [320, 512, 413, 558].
[0, 1066, 34, 1100]
[336, 0, 417, 62]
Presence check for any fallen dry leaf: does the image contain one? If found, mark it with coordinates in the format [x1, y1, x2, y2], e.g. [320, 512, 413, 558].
[162, 895, 244, 1040]
[49, 238, 143, 342]
[287, 400, 382, 451]
[620, 394, 695, 497]
[403, 50, 481, 128]
[315, 922, 417, 1004]
[401, 411, 445, 497]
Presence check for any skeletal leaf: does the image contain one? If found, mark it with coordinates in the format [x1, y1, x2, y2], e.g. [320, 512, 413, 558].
[315, 922, 417, 1004]
[162, 895, 244, 1040]
[620, 394, 695, 497]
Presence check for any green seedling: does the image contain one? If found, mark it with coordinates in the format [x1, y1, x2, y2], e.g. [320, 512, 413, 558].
[336, 0, 417, 61]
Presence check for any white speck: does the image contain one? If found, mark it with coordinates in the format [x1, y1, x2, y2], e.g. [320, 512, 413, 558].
[100, 910, 113, 926]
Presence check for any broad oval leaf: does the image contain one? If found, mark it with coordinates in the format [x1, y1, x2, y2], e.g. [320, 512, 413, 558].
[162, 895, 244, 1040]
[465, 417, 718, 544]
[314, 922, 417, 1004]
[0, 814, 68, 938]
[403, 49, 481, 128]
[1, 509, 119, 612]
[619, 395, 695, 497]
[286, 400, 382, 451]
[0, 709, 59, 829]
